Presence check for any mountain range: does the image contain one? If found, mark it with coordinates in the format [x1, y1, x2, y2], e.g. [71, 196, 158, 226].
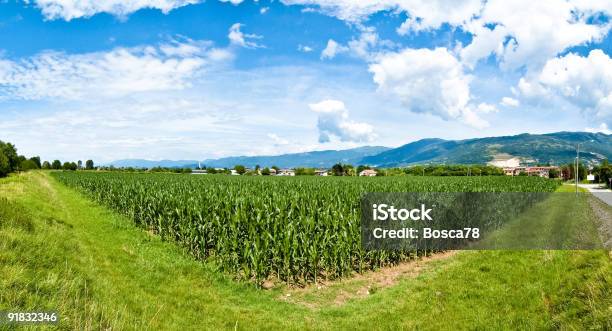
[109, 131, 612, 169]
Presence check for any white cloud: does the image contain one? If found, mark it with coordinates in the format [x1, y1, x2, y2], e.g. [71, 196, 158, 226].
[501, 97, 520, 107]
[32, 0, 203, 21]
[284, 0, 611, 72]
[309, 99, 375, 142]
[320, 28, 395, 61]
[461, 0, 611, 70]
[297, 44, 314, 52]
[0, 38, 231, 100]
[320, 39, 347, 59]
[282, 0, 481, 30]
[585, 123, 611, 134]
[267, 133, 289, 145]
[476, 103, 498, 114]
[228, 23, 264, 48]
[517, 49, 612, 124]
[260, 7, 269, 14]
[369, 47, 488, 128]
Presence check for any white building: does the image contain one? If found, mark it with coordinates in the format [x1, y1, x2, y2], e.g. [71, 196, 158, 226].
[314, 169, 328, 176]
[359, 169, 377, 177]
[277, 169, 295, 176]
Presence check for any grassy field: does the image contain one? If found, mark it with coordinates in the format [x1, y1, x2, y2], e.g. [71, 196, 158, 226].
[0, 171, 610, 330]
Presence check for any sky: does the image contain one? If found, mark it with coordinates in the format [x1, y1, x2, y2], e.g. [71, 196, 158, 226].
[0, 0, 611, 163]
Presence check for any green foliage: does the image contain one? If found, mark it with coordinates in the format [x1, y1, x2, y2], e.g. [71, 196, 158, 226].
[234, 165, 246, 175]
[29, 156, 42, 169]
[403, 164, 504, 176]
[0, 153, 10, 177]
[548, 168, 560, 179]
[294, 167, 315, 176]
[62, 162, 78, 171]
[0, 140, 19, 175]
[331, 163, 354, 176]
[20, 159, 39, 171]
[590, 159, 611, 188]
[42, 161, 51, 170]
[53, 172, 560, 284]
[85, 159, 94, 170]
[51, 160, 62, 170]
[261, 167, 271, 176]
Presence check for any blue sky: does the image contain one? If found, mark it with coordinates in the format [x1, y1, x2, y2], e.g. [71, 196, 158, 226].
[0, 0, 611, 162]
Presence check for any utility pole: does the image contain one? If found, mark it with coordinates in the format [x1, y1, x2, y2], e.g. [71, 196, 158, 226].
[575, 144, 580, 195]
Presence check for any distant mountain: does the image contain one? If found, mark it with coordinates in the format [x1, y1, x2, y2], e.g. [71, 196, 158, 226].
[108, 146, 390, 169]
[108, 159, 198, 168]
[108, 132, 611, 169]
[361, 132, 612, 167]
[201, 146, 390, 168]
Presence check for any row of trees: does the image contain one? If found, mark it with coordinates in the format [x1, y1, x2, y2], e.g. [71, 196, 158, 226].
[0, 139, 95, 178]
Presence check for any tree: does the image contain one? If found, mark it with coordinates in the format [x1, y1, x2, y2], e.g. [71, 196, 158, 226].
[548, 168, 560, 179]
[20, 159, 38, 171]
[261, 167, 271, 176]
[331, 163, 344, 176]
[52, 160, 62, 170]
[234, 165, 246, 175]
[0, 153, 9, 177]
[77, 160, 83, 169]
[29, 156, 41, 169]
[85, 159, 94, 170]
[0, 141, 19, 173]
[63, 162, 77, 171]
[42, 161, 51, 170]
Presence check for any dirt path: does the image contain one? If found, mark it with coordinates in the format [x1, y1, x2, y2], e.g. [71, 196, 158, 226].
[279, 251, 458, 308]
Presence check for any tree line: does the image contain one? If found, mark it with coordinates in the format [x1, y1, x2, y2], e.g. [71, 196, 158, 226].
[0, 139, 94, 178]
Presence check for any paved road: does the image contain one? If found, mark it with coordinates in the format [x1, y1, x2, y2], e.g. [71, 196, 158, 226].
[578, 184, 612, 206]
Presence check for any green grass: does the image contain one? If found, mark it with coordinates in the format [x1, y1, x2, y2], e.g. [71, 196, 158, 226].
[0, 171, 610, 330]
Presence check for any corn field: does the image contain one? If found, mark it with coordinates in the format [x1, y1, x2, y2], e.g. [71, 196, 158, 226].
[52, 172, 559, 284]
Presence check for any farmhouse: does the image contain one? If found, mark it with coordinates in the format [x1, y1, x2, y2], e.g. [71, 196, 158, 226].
[359, 169, 377, 177]
[269, 168, 277, 175]
[277, 169, 295, 176]
[314, 169, 328, 176]
[502, 166, 560, 177]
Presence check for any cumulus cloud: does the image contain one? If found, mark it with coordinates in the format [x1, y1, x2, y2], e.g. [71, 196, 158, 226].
[260, 7, 269, 14]
[501, 97, 520, 107]
[0, 38, 232, 100]
[460, 0, 611, 70]
[32, 0, 203, 20]
[320, 28, 394, 60]
[309, 99, 375, 143]
[228, 23, 264, 48]
[517, 49, 612, 124]
[282, 0, 481, 29]
[320, 39, 347, 59]
[284, 0, 610, 71]
[369, 47, 488, 128]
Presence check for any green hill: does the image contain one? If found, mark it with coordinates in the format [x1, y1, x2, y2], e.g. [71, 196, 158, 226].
[361, 132, 612, 167]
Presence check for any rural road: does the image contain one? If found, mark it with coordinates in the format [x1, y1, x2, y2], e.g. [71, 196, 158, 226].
[578, 184, 612, 206]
